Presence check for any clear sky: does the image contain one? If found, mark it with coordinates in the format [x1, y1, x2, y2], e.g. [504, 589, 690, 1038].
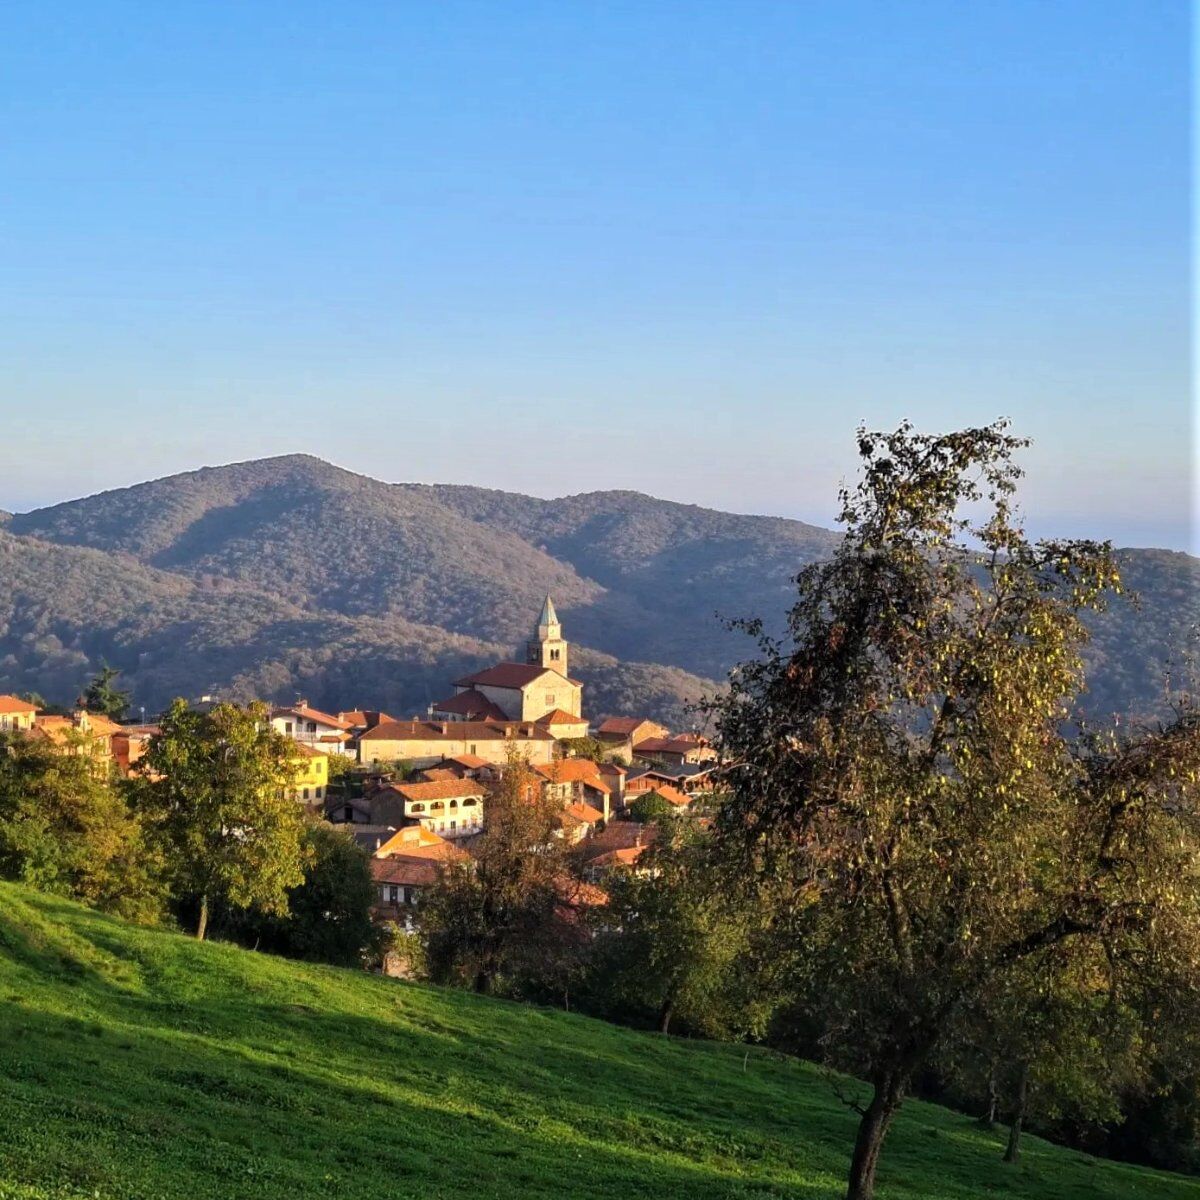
[2, 2, 1191, 549]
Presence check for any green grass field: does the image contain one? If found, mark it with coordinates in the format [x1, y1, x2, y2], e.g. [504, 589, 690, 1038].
[0, 883, 1195, 1200]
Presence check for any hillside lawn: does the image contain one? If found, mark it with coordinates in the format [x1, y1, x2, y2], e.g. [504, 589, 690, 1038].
[0, 884, 1195, 1200]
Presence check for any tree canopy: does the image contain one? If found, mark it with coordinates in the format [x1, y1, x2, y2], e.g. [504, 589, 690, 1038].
[707, 421, 1200, 1200]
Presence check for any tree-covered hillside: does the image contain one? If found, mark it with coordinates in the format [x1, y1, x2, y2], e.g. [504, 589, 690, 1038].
[2, 455, 1195, 723]
[0, 528, 715, 724]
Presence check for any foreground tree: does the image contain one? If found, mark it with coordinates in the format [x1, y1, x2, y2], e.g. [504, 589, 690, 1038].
[707, 422, 1200, 1200]
[421, 756, 574, 995]
[0, 732, 164, 921]
[133, 700, 310, 939]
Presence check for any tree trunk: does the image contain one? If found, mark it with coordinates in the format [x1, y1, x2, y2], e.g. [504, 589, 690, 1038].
[846, 1071, 906, 1200]
[978, 1068, 998, 1130]
[658, 996, 674, 1035]
[1003, 1063, 1028, 1163]
[195, 894, 209, 941]
[473, 969, 491, 995]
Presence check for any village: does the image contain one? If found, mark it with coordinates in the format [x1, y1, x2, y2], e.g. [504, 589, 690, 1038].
[0, 597, 717, 937]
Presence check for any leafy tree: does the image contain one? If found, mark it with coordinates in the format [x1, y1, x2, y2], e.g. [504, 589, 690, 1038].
[625, 790, 675, 824]
[706, 422, 1200, 1200]
[421, 756, 572, 995]
[940, 948, 1145, 1162]
[558, 736, 608, 764]
[228, 822, 380, 966]
[133, 699, 311, 939]
[0, 732, 164, 922]
[79, 665, 131, 721]
[593, 818, 782, 1037]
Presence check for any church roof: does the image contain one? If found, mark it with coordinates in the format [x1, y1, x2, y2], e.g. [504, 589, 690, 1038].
[537, 595, 559, 628]
[454, 663, 556, 690]
[431, 690, 509, 721]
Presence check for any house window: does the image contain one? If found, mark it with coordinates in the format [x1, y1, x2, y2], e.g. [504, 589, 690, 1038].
[551, 649, 560, 661]
[302, 788, 309, 800]
[315, 786, 323, 799]
[307, 721, 317, 733]
[469, 744, 477, 755]
[285, 722, 293, 734]
[403, 886, 414, 905]
[450, 820, 457, 832]
[387, 885, 399, 904]
[546, 695, 556, 706]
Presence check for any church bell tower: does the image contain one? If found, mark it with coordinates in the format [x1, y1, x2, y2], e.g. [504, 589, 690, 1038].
[528, 595, 569, 677]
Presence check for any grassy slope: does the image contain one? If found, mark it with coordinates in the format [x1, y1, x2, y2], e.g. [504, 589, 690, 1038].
[0, 885, 1194, 1200]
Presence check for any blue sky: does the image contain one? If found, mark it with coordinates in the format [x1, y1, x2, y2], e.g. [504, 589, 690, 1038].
[1, 2, 1191, 548]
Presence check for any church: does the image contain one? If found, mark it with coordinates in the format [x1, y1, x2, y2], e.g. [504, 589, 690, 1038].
[430, 597, 584, 725]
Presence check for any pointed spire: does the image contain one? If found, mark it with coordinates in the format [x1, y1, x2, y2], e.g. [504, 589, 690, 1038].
[538, 594, 559, 629]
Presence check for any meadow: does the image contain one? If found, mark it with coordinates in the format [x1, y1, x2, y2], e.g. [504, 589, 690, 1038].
[0, 882, 1195, 1200]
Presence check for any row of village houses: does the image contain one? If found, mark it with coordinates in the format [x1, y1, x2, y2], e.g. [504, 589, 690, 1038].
[0, 598, 717, 929]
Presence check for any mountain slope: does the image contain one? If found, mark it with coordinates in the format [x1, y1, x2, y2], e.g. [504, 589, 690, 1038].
[4, 455, 1197, 723]
[9, 456, 603, 644]
[1, 883, 1194, 1200]
[0, 528, 714, 725]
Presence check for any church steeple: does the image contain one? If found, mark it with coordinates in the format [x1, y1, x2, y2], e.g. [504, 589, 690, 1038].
[528, 595, 568, 676]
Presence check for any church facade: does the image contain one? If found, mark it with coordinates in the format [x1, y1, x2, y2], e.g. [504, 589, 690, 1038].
[431, 596, 583, 724]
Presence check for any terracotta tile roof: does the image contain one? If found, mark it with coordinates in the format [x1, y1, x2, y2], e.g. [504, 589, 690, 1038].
[371, 849, 466, 888]
[339, 710, 393, 729]
[271, 703, 351, 730]
[0, 695, 37, 715]
[631, 736, 673, 753]
[596, 716, 657, 736]
[555, 874, 608, 908]
[647, 785, 691, 808]
[390, 779, 486, 802]
[564, 801, 604, 824]
[453, 663, 556, 690]
[536, 709, 586, 725]
[417, 768, 460, 782]
[533, 760, 613, 793]
[446, 753, 489, 768]
[578, 819, 657, 862]
[635, 735, 714, 756]
[431, 690, 510, 721]
[589, 845, 647, 870]
[82, 713, 124, 737]
[288, 742, 329, 759]
[374, 824, 452, 857]
[360, 719, 554, 744]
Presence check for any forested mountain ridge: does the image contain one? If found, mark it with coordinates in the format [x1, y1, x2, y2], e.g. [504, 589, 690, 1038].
[2, 454, 1196, 724]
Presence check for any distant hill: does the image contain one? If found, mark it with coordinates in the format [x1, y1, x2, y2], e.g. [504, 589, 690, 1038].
[1, 454, 1195, 723]
[0, 882, 1193, 1200]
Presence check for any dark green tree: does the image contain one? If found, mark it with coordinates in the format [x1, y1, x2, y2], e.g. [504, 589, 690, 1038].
[625, 790, 675, 824]
[593, 817, 782, 1036]
[229, 822, 380, 966]
[79, 665, 131, 721]
[133, 699, 310, 939]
